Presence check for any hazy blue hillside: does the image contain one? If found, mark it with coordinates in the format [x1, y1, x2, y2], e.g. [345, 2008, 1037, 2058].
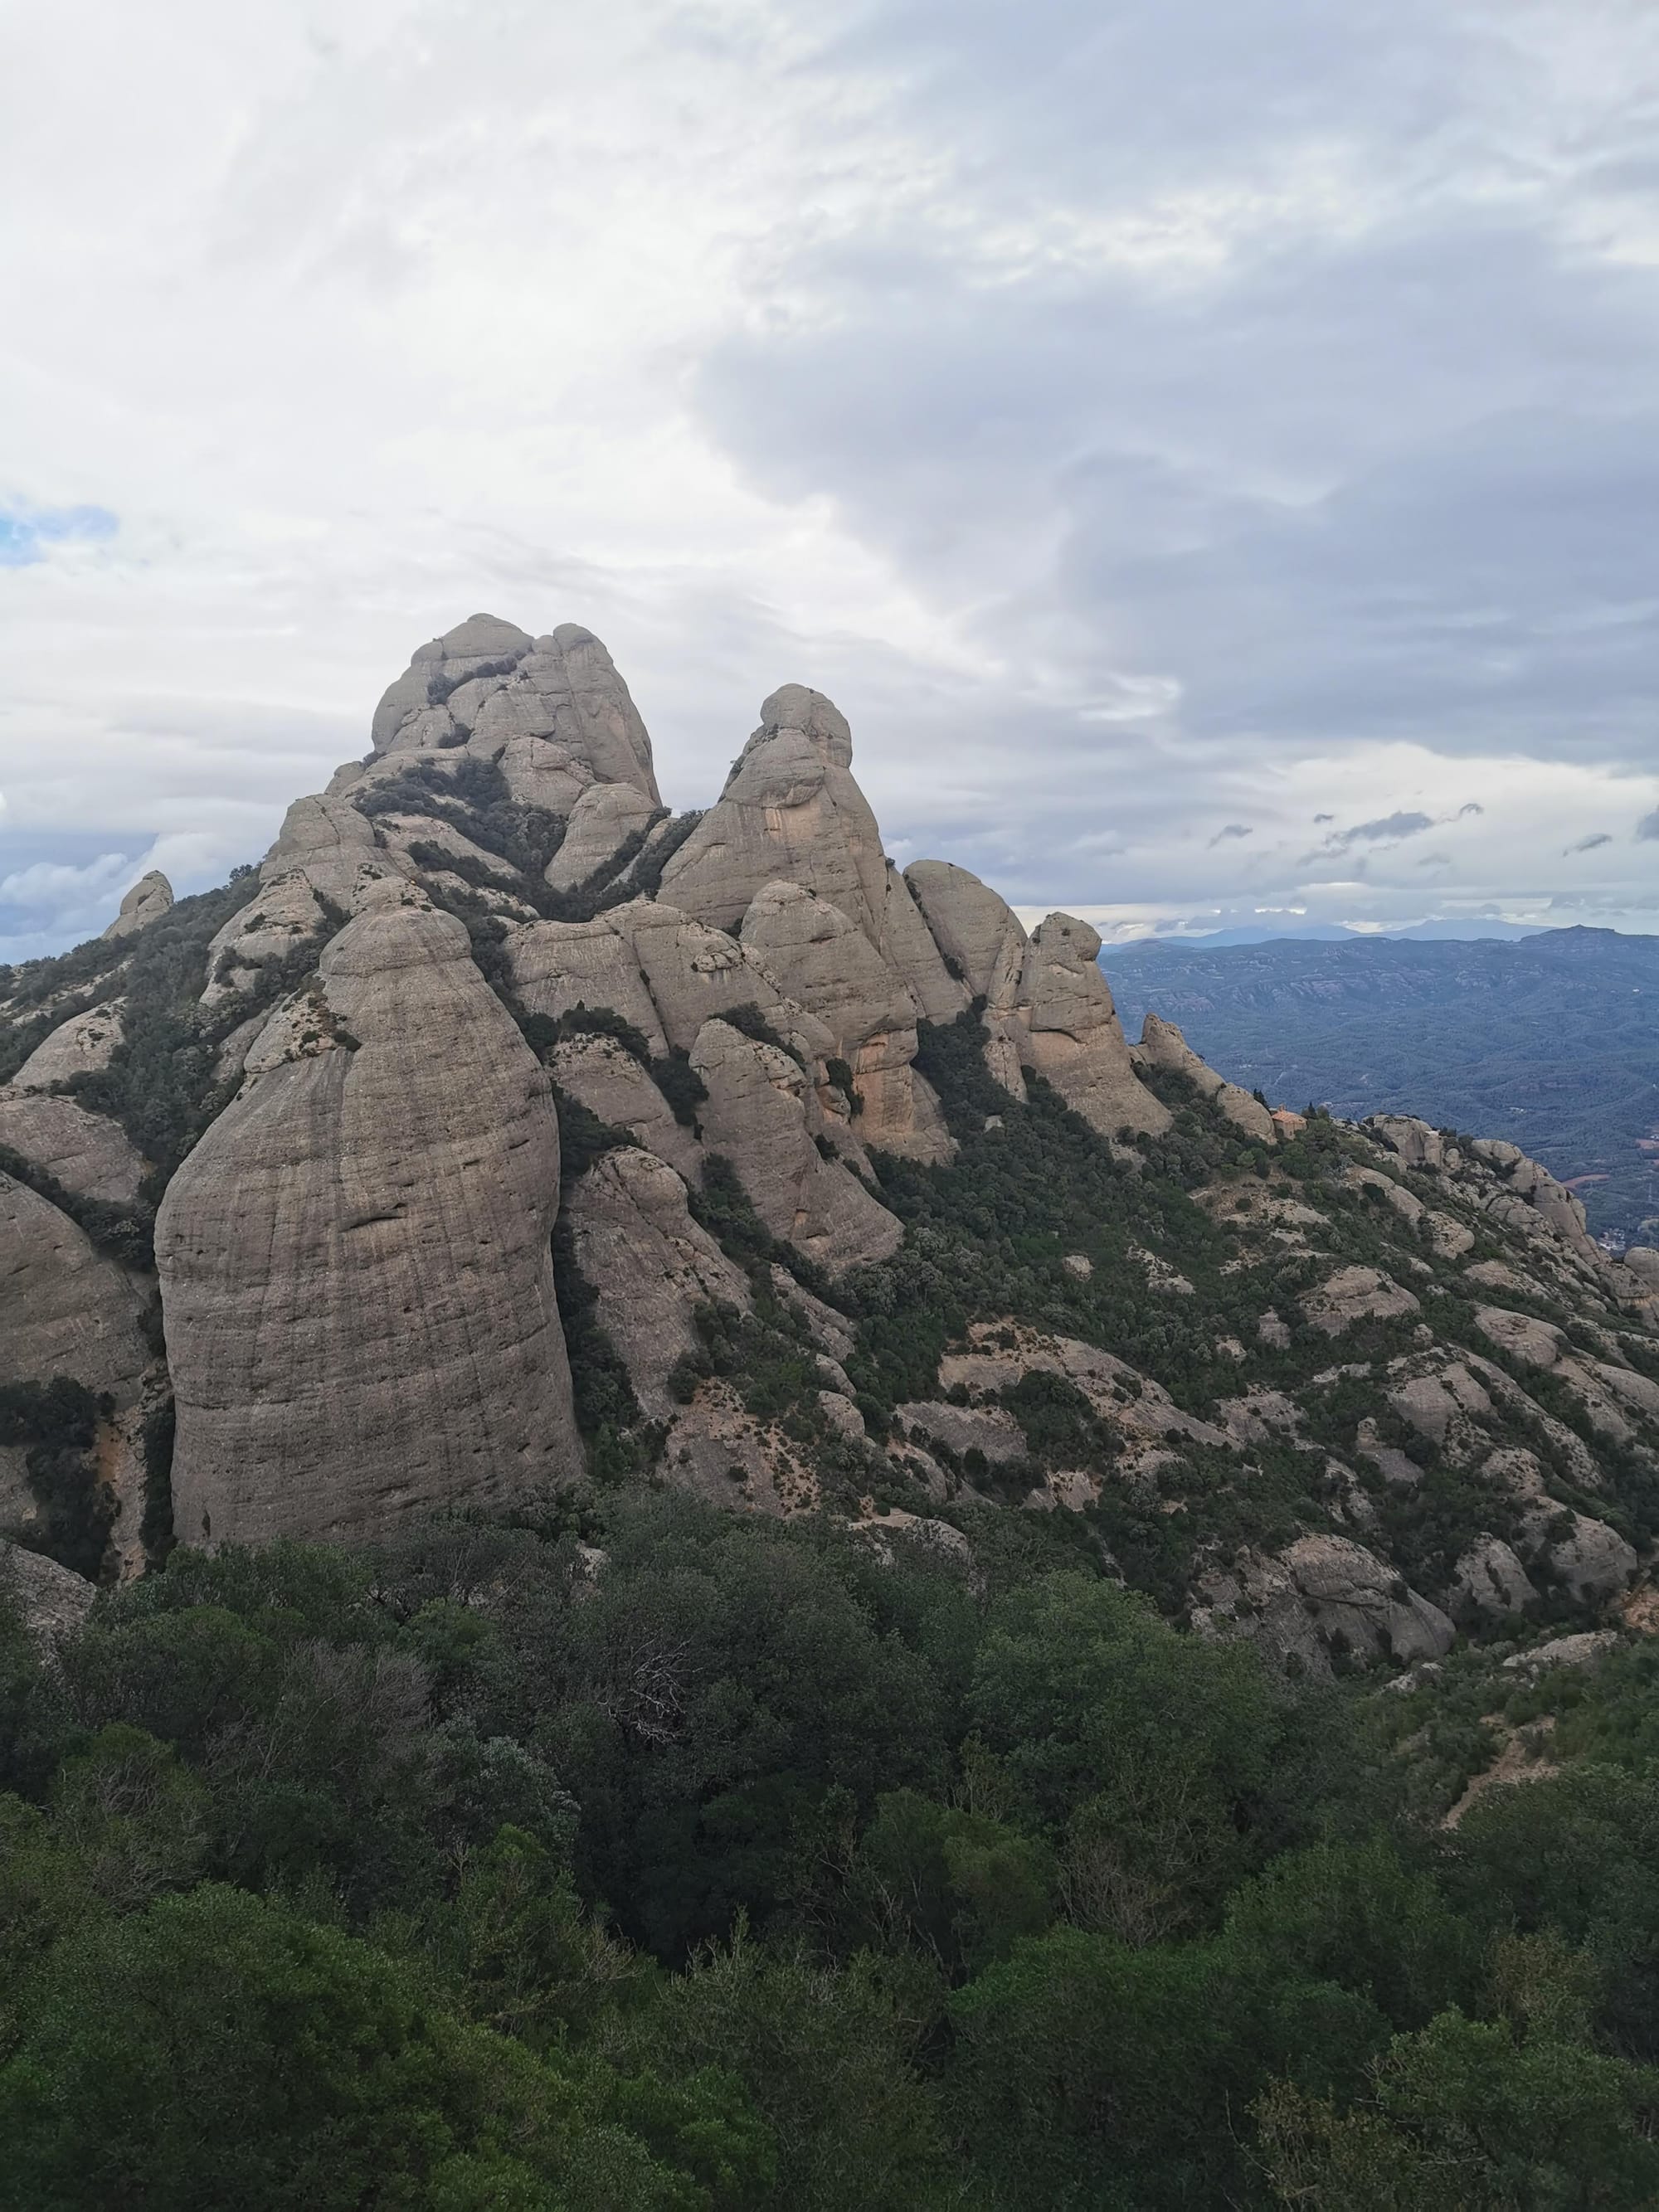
[1101, 926, 1659, 1244]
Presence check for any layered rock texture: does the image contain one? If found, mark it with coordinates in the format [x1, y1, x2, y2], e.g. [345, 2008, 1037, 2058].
[156, 889, 579, 1546]
[4, 610, 1657, 1686]
[101, 870, 173, 941]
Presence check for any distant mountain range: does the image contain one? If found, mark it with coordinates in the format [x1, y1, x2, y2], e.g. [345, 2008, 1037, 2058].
[1102, 925, 1659, 1243]
[1136, 919, 1545, 947]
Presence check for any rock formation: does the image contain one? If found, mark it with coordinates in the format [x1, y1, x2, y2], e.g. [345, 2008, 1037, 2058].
[372, 616, 660, 800]
[1132, 1013, 1277, 1144]
[156, 888, 580, 1546]
[1016, 915, 1169, 1138]
[0, 1092, 142, 1203]
[101, 870, 173, 941]
[563, 1146, 750, 1418]
[659, 686, 883, 936]
[688, 1018, 902, 1271]
[0, 1171, 151, 1549]
[0, 1539, 96, 1647]
[3, 603, 1652, 1666]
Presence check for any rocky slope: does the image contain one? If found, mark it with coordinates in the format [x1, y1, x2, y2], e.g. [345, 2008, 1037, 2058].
[4, 614, 1659, 1683]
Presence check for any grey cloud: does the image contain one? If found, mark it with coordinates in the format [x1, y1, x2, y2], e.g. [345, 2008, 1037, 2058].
[825, 0, 1496, 209]
[696, 3, 1659, 809]
[1638, 809, 1659, 841]
[1331, 811, 1435, 849]
[8, 0, 1659, 955]
[1566, 832, 1613, 854]
[1209, 824, 1252, 845]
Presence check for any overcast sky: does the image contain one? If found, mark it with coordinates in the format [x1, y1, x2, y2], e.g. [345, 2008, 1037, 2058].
[3, 0, 1658, 960]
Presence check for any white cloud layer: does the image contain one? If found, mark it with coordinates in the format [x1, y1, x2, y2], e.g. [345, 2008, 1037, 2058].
[2, 0, 1657, 957]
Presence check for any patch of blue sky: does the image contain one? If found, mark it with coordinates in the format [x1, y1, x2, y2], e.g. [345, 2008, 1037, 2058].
[0, 503, 118, 566]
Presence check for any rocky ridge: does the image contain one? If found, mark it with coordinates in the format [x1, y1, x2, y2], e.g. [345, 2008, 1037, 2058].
[3, 615, 1658, 1686]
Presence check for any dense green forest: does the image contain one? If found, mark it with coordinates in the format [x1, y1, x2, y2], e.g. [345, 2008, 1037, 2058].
[5, 1504, 1659, 2209]
[1102, 928, 1659, 1245]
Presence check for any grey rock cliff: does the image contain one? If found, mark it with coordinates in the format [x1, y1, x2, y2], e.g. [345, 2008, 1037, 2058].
[156, 889, 581, 1546]
[739, 880, 951, 1164]
[565, 1147, 751, 1418]
[689, 1017, 902, 1272]
[544, 782, 660, 892]
[0, 1172, 150, 1550]
[18, 601, 1652, 1622]
[0, 1091, 143, 1203]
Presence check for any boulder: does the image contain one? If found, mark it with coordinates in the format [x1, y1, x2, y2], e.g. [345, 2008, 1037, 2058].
[879, 864, 971, 1023]
[260, 792, 389, 908]
[1300, 1266, 1420, 1335]
[156, 894, 581, 1547]
[1190, 1550, 1331, 1679]
[1279, 1534, 1456, 1665]
[0, 1173, 150, 1549]
[370, 613, 535, 752]
[852, 1510, 974, 1571]
[508, 914, 669, 1056]
[1450, 1534, 1537, 1621]
[1593, 1360, 1659, 1420]
[904, 859, 1025, 999]
[740, 880, 912, 1060]
[767, 1266, 858, 1364]
[1502, 1631, 1618, 1675]
[1369, 1116, 1445, 1171]
[0, 1174, 148, 1405]
[1475, 1306, 1565, 1369]
[503, 625, 660, 798]
[202, 870, 334, 1009]
[548, 1033, 701, 1183]
[609, 901, 805, 1056]
[895, 1400, 1028, 1467]
[494, 735, 598, 814]
[372, 618, 659, 799]
[0, 1539, 96, 1647]
[1426, 1211, 1476, 1258]
[1346, 1164, 1423, 1223]
[1525, 1509, 1637, 1605]
[101, 870, 173, 941]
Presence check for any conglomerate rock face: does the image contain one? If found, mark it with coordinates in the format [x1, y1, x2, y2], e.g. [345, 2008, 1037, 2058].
[371, 615, 661, 800]
[0, 1171, 152, 1548]
[7, 605, 1657, 1660]
[100, 870, 173, 941]
[659, 684, 885, 936]
[156, 889, 579, 1547]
